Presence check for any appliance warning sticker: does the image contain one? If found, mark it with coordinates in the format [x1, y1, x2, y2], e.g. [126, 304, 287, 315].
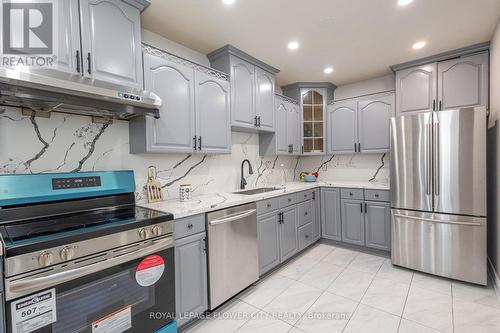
[92, 306, 131, 333]
[135, 254, 165, 286]
[11, 288, 57, 333]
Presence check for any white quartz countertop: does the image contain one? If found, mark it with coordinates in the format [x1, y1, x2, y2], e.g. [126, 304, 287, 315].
[138, 181, 389, 219]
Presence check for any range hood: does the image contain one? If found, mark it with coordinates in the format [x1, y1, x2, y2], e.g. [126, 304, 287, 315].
[0, 67, 161, 120]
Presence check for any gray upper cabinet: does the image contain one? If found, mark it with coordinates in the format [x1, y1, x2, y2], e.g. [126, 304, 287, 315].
[395, 63, 437, 116]
[255, 68, 276, 131]
[321, 188, 341, 241]
[230, 58, 256, 128]
[53, 0, 81, 75]
[365, 201, 391, 251]
[79, 0, 143, 88]
[257, 212, 280, 275]
[329, 93, 394, 154]
[130, 49, 231, 154]
[358, 94, 394, 153]
[437, 52, 489, 110]
[194, 71, 231, 153]
[279, 206, 298, 262]
[288, 102, 301, 154]
[275, 96, 290, 154]
[341, 199, 365, 246]
[208, 45, 280, 132]
[328, 100, 357, 154]
[175, 232, 208, 328]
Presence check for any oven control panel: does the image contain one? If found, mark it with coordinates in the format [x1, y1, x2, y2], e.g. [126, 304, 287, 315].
[52, 176, 101, 190]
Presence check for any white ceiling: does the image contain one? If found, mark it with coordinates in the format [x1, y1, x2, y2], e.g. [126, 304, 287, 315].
[141, 0, 500, 87]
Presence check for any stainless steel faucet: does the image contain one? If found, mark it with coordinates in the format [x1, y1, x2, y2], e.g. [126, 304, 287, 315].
[240, 159, 254, 189]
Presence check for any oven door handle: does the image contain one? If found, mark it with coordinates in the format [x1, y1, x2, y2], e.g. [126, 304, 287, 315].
[209, 209, 256, 225]
[8, 237, 174, 297]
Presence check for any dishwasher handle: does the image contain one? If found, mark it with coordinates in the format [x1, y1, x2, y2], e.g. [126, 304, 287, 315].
[209, 209, 256, 225]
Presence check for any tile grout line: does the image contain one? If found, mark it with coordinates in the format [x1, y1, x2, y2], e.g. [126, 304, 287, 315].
[339, 255, 385, 333]
[396, 272, 414, 332]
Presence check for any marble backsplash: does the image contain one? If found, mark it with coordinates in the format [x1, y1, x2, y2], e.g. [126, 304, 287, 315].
[0, 107, 389, 202]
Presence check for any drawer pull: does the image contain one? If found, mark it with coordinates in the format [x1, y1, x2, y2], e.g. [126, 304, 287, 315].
[187, 223, 193, 230]
[305, 212, 308, 216]
[288, 198, 292, 202]
[267, 203, 272, 208]
[349, 192, 353, 196]
[375, 194, 379, 198]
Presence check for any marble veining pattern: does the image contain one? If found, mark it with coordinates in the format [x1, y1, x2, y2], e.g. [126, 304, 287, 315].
[0, 107, 389, 203]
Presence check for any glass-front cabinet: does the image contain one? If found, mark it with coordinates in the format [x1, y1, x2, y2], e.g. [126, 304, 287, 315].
[282, 83, 335, 156]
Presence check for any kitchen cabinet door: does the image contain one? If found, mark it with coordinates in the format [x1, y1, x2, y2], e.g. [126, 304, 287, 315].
[321, 188, 341, 241]
[230, 57, 256, 129]
[255, 67, 275, 131]
[279, 206, 298, 262]
[175, 232, 208, 328]
[289, 102, 301, 154]
[137, 53, 195, 153]
[328, 100, 357, 154]
[437, 53, 489, 110]
[79, 0, 143, 89]
[312, 189, 321, 241]
[395, 63, 437, 116]
[365, 201, 391, 251]
[257, 212, 280, 275]
[341, 199, 365, 246]
[358, 94, 394, 153]
[194, 71, 231, 153]
[54, 0, 81, 75]
[301, 88, 327, 155]
[275, 97, 290, 154]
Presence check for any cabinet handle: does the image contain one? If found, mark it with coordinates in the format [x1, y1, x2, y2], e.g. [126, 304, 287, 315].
[193, 136, 197, 150]
[358, 143, 361, 152]
[87, 52, 91, 74]
[198, 136, 202, 151]
[301, 146, 304, 154]
[439, 101, 442, 111]
[312, 191, 316, 200]
[375, 194, 379, 198]
[257, 116, 261, 127]
[432, 99, 436, 111]
[76, 50, 80, 73]
[354, 143, 357, 152]
[288, 198, 292, 202]
[365, 203, 367, 213]
[254, 116, 258, 127]
[305, 212, 308, 216]
[360, 202, 363, 212]
[187, 223, 193, 230]
[203, 238, 207, 253]
[305, 234, 309, 239]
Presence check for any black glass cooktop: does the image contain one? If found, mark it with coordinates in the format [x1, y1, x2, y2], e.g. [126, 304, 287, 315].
[0, 205, 173, 256]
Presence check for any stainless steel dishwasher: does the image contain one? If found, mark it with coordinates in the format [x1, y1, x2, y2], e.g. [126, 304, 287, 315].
[207, 202, 258, 309]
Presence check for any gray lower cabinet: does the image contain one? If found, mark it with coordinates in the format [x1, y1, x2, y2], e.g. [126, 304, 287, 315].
[365, 201, 391, 251]
[312, 189, 321, 241]
[257, 212, 280, 275]
[79, 0, 143, 88]
[130, 49, 230, 154]
[175, 232, 208, 328]
[298, 223, 314, 251]
[341, 199, 365, 246]
[280, 206, 298, 262]
[321, 188, 341, 241]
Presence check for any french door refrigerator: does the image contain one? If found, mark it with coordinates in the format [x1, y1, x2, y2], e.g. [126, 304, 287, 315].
[390, 107, 487, 285]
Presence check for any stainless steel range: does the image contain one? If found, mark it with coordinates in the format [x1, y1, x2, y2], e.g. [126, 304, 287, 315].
[0, 171, 176, 333]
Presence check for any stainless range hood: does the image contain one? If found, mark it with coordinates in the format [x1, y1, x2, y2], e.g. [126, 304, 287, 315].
[0, 67, 161, 120]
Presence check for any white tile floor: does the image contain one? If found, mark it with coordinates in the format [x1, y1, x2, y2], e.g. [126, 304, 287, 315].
[185, 243, 500, 333]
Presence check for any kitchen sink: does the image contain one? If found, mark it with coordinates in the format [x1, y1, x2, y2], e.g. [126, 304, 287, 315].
[232, 187, 280, 195]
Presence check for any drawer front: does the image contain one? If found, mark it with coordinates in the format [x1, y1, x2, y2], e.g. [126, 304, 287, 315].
[257, 198, 279, 215]
[297, 190, 313, 203]
[175, 214, 206, 240]
[297, 200, 313, 227]
[341, 188, 364, 200]
[298, 222, 314, 251]
[279, 193, 297, 208]
[364, 189, 390, 202]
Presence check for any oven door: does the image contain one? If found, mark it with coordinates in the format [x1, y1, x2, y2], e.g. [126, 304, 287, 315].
[5, 238, 175, 333]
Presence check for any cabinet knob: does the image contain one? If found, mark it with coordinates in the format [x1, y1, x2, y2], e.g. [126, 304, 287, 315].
[305, 212, 308, 216]
[375, 194, 379, 198]
[349, 192, 353, 196]
[267, 203, 272, 208]
[187, 223, 193, 230]
[305, 234, 309, 239]
[288, 198, 292, 202]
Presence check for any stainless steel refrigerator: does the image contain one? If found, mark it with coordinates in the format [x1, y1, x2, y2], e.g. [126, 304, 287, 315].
[390, 107, 487, 285]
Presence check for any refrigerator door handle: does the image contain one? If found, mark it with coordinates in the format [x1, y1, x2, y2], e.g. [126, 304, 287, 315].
[426, 123, 432, 196]
[434, 122, 440, 196]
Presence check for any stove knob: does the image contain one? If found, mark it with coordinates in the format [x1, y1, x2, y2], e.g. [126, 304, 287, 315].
[38, 251, 53, 267]
[139, 228, 150, 239]
[151, 225, 162, 236]
[60, 246, 75, 261]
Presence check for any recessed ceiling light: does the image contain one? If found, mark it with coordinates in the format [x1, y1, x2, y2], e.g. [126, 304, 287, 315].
[412, 41, 426, 49]
[288, 41, 299, 50]
[324, 67, 334, 74]
[222, 0, 235, 5]
[398, 0, 413, 6]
